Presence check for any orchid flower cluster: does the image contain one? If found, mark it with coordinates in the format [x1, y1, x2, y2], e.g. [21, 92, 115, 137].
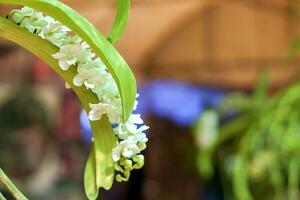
[8, 7, 148, 181]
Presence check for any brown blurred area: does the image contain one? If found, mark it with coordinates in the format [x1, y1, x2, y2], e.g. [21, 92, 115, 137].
[65, 0, 300, 89]
[0, 0, 300, 200]
[1, 0, 300, 89]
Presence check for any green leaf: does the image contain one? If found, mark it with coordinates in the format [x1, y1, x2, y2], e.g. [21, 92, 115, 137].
[288, 158, 299, 200]
[108, 0, 130, 44]
[268, 156, 285, 200]
[0, 168, 28, 200]
[0, 17, 116, 199]
[84, 117, 116, 200]
[0, 0, 136, 121]
[0, 192, 6, 200]
[193, 110, 218, 179]
[233, 156, 253, 200]
[193, 110, 219, 150]
[253, 70, 269, 103]
[84, 148, 98, 200]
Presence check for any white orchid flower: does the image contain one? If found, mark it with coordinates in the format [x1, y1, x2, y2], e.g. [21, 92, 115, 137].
[52, 44, 90, 70]
[73, 61, 108, 89]
[112, 135, 146, 162]
[88, 102, 120, 123]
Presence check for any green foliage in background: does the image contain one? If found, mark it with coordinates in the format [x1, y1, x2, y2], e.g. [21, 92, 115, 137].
[194, 72, 300, 200]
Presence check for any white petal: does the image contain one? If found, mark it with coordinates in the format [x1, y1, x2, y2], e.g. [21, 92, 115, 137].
[89, 103, 104, 111]
[122, 148, 134, 158]
[108, 111, 121, 124]
[52, 52, 64, 59]
[88, 110, 101, 121]
[66, 58, 77, 66]
[112, 145, 123, 162]
[136, 133, 148, 143]
[126, 123, 138, 133]
[73, 75, 84, 86]
[84, 81, 95, 89]
[133, 100, 138, 111]
[138, 125, 150, 132]
[129, 114, 143, 124]
[58, 59, 70, 70]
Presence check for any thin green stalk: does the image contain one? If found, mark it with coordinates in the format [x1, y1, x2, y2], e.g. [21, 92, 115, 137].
[0, 192, 6, 200]
[216, 115, 252, 147]
[268, 157, 285, 200]
[0, 168, 28, 200]
[233, 155, 253, 200]
[108, 0, 130, 44]
[288, 159, 299, 200]
[217, 158, 231, 200]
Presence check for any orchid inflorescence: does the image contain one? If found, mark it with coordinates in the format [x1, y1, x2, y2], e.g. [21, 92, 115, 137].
[8, 6, 148, 182]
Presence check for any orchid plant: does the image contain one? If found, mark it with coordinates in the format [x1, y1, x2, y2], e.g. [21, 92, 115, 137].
[0, 0, 148, 200]
[193, 72, 300, 200]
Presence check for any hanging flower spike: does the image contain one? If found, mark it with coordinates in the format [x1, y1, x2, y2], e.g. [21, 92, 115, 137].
[0, 0, 147, 199]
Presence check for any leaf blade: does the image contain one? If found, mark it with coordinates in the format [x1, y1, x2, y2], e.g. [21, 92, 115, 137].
[84, 117, 116, 199]
[84, 148, 98, 200]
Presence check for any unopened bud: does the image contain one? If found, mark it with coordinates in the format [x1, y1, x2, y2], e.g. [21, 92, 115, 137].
[123, 159, 133, 169]
[116, 174, 123, 182]
[138, 142, 147, 150]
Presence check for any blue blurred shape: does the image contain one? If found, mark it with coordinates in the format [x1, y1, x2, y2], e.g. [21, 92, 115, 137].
[80, 110, 93, 143]
[138, 80, 225, 127]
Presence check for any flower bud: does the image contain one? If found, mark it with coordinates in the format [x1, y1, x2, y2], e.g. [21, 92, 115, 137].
[123, 159, 133, 169]
[133, 155, 145, 169]
[116, 174, 123, 182]
[138, 142, 147, 150]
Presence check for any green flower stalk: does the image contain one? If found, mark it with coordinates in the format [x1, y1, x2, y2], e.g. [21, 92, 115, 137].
[0, 193, 6, 200]
[0, 168, 28, 200]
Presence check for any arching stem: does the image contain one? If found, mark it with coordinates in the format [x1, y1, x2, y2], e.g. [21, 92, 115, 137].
[0, 168, 29, 200]
[0, 192, 7, 200]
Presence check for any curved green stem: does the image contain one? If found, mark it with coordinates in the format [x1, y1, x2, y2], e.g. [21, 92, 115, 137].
[108, 0, 130, 44]
[288, 158, 299, 200]
[233, 155, 253, 200]
[0, 168, 28, 200]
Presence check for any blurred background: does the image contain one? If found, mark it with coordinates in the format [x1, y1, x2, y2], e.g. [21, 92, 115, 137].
[0, 0, 300, 199]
